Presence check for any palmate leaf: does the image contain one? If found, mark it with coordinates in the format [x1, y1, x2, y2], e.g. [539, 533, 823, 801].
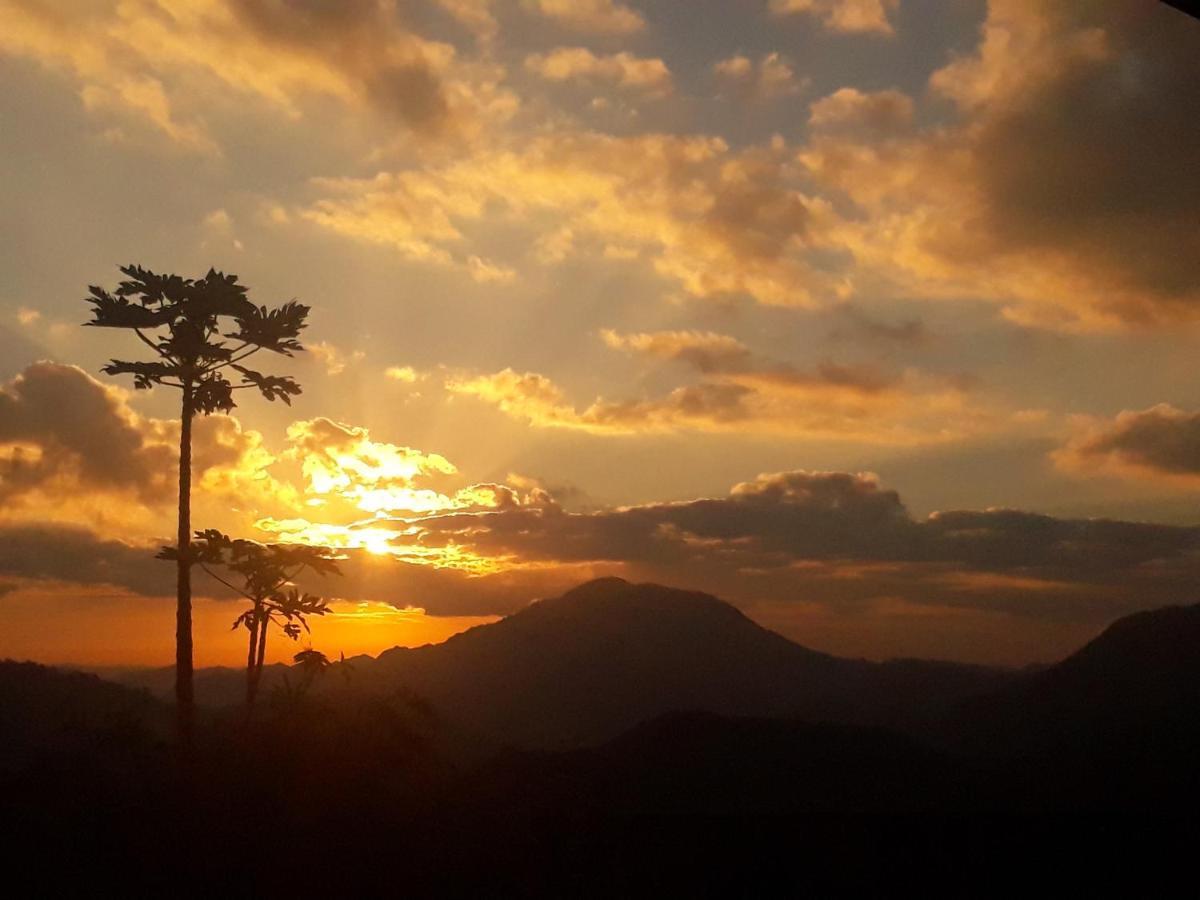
[84, 287, 174, 329]
[189, 529, 234, 565]
[181, 269, 255, 321]
[117, 264, 192, 305]
[101, 359, 178, 390]
[227, 301, 310, 355]
[232, 366, 302, 405]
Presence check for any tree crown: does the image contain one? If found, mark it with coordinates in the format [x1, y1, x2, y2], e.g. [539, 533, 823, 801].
[160, 529, 342, 640]
[83, 264, 308, 414]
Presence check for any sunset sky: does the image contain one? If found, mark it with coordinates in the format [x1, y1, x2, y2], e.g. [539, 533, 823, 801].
[1, 0, 1199, 667]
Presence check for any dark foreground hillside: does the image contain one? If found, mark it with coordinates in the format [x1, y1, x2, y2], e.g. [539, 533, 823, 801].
[7, 581, 1200, 893]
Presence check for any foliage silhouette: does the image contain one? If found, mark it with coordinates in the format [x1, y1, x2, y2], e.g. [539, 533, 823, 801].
[84, 264, 309, 743]
[166, 529, 340, 710]
[272, 649, 334, 710]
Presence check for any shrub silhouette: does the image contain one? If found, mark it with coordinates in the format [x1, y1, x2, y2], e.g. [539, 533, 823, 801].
[170, 529, 341, 710]
[83, 264, 309, 744]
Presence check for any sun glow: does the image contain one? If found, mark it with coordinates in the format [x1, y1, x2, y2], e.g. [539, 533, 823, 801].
[232, 418, 565, 575]
[290, 418, 460, 514]
[254, 514, 522, 574]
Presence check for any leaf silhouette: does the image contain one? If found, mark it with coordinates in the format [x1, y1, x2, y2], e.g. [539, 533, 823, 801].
[231, 366, 302, 405]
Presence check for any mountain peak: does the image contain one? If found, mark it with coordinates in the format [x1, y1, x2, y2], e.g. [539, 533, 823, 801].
[1053, 601, 1200, 686]
[503, 579, 785, 662]
[563, 576, 630, 594]
[526, 577, 750, 626]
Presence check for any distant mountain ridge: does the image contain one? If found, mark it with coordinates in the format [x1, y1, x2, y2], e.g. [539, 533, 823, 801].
[342, 577, 1010, 747]
[98, 578, 1200, 755]
[947, 601, 1200, 758]
[0, 661, 167, 772]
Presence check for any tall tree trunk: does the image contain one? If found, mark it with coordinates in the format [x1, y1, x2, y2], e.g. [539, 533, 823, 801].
[250, 617, 268, 706]
[176, 384, 194, 746]
[256, 617, 268, 678]
[245, 605, 260, 709]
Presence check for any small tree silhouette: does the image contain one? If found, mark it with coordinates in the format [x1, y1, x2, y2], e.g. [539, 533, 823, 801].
[84, 265, 309, 743]
[168, 530, 341, 710]
[276, 649, 334, 707]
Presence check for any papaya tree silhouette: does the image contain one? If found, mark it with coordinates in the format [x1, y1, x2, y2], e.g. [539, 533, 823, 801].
[83, 265, 309, 743]
[168, 529, 341, 710]
[276, 648, 334, 707]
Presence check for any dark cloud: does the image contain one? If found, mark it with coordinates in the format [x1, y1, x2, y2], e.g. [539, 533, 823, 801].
[801, 1, 1200, 328]
[398, 470, 1200, 624]
[0, 362, 172, 503]
[0, 524, 169, 596]
[303, 551, 616, 617]
[602, 330, 901, 397]
[1060, 405, 1200, 479]
[227, 0, 452, 132]
[411, 470, 1197, 572]
[0, 362, 268, 510]
[936, 0, 1200, 324]
[699, 151, 812, 263]
[829, 305, 929, 346]
[0, 520, 605, 618]
[971, 2, 1200, 320]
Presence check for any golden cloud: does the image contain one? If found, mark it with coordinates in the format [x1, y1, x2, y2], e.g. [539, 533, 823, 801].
[283, 417, 458, 514]
[1054, 405, 1200, 487]
[440, 328, 986, 443]
[525, 47, 672, 95]
[295, 131, 841, 306]
[435, 0, 500, 45]
[0, 363, 565, 575]
[808, 87, 913, 132]
[307, 341, 366, 377]
[0, 0, 517, 150]
[521, 0, 645, 34]
[384, 365, 424, 383]
[802, 0, 1200, 330]
[0, 362, 304, 538]
[714, 53, 804, 102]
[768, 0, 898, 36]
[600, 329, 752, 372]
[445, 345, 978, 444]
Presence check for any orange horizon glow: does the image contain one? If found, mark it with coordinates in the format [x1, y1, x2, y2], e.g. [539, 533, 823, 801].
[0, 585, 496, 669]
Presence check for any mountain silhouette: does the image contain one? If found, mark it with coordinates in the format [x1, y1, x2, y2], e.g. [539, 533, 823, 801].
[0, 661, 167, 774]
[95, 662, 292, 709]
[934, 601, 1200, 809]
[344, 577, 1010, 747]
[951, 601, 1200, 752]
[6, 587, 1200, 892]
[97, 579, 1200, 769]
